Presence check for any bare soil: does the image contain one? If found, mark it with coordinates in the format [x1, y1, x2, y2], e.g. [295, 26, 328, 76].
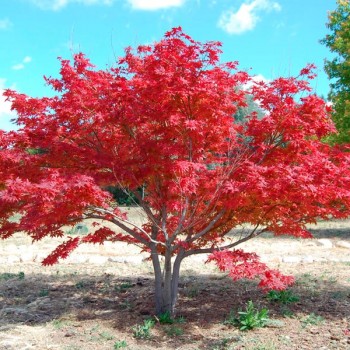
[0, 212, 349, 350]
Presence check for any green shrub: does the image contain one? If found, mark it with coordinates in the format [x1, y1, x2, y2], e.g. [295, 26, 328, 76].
[225, 300, 269, 331]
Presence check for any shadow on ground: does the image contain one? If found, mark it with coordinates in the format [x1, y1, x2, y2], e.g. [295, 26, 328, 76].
[0, 262, 349, 349]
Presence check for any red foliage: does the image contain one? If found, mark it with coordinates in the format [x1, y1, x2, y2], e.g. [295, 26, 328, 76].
[1, 28, 350, 290]
[207, 250, 294, 291]
[42, 237, 80, 265]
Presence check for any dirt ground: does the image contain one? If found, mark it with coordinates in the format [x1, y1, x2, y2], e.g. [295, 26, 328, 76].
[0, 212, 349, 350]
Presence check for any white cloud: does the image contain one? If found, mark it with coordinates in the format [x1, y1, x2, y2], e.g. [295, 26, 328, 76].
[28, 0, 113, 11]
[12, 56, 32, 71]
[12, 63, 25, 71]
[0, 18, 13, 30]
[0, 79, 17, 131]
[23, 56, 32, 63]
[218, 0, 281, 35]
[127, 0, 185, 10]
[252, 73, 270, 84]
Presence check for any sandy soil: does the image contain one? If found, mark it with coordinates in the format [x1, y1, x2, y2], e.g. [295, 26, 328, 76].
[0, 212, 349, 350]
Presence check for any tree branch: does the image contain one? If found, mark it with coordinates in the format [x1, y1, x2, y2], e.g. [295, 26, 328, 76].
[86, 206, 165, 247]
[170, 197, 189, 244]
[186, 209, 226, 243]
[184, 225, 268, 258]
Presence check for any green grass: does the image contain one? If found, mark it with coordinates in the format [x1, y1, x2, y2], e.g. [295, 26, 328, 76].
[75, 280, 88, 290]
[51, 319, 70, 329]
[157, 310, 174, 324]
[39, 288, 49, 297]
[266, 289, 299, 304]
[164, 325, 184, 337]
[0, 271, 25, 281]
[209, 336, 239, 350]
[119, 300, 134, 310]
[99, 331, 114, 340]
[115, 281, 133, 293]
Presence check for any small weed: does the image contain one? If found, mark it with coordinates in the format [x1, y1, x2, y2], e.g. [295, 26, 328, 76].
[90, 324, 100, 333]
[320, 270, 337, 284]
[157, 310, 174, 324]
[266, 289, 299, 304]
[51, 319, 69, 329]
[331, 291, 345, 299]
[246, 338, 277, 350]
[176, 315, 186, 324]
[0, 271, 25, 281]
[325, 275, 338, 284]
[99, 331, 114, 340]
[114, 340, 128, 349]
[63, 346, 81, 350]
[155, 311, 186, 325]
[280, 306, 295, 318]
[115, 282, 133, 293]
[297, 273, 313, 284]
[39, 289, 49, 297]
[279, 334, 292, 346]
[301, 313, 324, 327]
[225, 300, 269, 331]
[119, 300, 133, 310]
[132, 318, 155, 339]
[75, 280, 87, 290]
[250, 343, 276, 350]
[210, 337, 237, 350]
[164, 325, 184, 337]
[187, 286, 200, 298]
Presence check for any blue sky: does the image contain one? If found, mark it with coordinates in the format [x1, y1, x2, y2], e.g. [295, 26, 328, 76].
[0, 0, 337, 130]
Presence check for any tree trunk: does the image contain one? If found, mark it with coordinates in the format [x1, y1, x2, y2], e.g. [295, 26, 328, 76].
[151, 247, 185, 316]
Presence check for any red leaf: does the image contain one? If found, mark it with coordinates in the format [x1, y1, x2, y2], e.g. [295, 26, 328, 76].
[207, 250, 294, 291]
[42, 237, 80, 266]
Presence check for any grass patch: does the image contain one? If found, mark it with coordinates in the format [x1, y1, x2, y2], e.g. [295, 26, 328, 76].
[0, 271, 25, 281]
[266, 289, 299, 304]
[114, 340, 128, 349]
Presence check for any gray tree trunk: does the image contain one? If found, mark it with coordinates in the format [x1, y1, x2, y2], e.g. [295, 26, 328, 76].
[151, 247, 185, 316]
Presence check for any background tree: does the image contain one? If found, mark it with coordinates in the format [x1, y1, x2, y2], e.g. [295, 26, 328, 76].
[321, 0, 350, 144]
[1, 28, 350, 316]
[234, 93, 264, 123]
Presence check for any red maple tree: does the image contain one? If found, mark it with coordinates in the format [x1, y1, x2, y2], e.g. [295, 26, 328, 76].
[1, 27, 350, 315]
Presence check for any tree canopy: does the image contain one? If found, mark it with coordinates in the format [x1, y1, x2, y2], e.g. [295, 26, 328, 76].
[321, 0, 350, 143]
[1, 27, 350, 315]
